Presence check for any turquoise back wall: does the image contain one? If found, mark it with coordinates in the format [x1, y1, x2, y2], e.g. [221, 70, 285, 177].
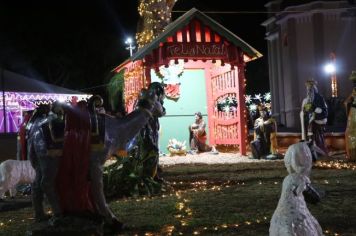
[151, 69, 209, 153]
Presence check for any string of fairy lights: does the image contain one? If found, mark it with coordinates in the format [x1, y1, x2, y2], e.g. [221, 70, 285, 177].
[115, 161, 353, 236]
[136, 0, 177, 48]
[315, 159, 356, 170]
[0, 160, 353, 235]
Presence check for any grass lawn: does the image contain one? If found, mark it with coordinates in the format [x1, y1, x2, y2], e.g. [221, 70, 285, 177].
[0, 160, 355, 235]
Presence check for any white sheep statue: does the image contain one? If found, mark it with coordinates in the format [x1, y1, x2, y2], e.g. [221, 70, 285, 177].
[0, 160, 35, 199]
[269, 142, 323, 236]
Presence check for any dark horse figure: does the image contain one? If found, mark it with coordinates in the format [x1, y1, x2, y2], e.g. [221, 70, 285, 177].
[28, 89, 164, 233]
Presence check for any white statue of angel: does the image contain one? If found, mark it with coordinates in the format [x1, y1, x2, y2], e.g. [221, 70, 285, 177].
[269, 142, 323, 236]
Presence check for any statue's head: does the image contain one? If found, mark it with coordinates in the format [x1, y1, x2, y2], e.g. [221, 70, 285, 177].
[349, 71, 356, 82]
[77, 100, 89, 112]
[284, 142, 313, 176]
[349, 71, 356, 89]
[36, 104, 50, 116]
[194, 112, 202, 122]
[352, 88, 356, 97]
[29, 104, 50, 123]
[137, 87, 165, 117]
[148, 82, 166, 117]
[305, 79, 318, 99]
[51, 101, 65, 118]
[148, 82, 165, 104]
[88, 95, 104, 113]
[257, 105, 269, 119]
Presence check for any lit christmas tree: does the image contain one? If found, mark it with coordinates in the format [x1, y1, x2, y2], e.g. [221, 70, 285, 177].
[136, 0, 177, 48]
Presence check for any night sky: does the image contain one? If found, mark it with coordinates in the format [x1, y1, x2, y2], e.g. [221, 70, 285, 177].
[0, 0, 271, 97]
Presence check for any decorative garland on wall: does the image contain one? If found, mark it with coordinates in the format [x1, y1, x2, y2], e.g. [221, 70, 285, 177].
[156, 60, 185, 101]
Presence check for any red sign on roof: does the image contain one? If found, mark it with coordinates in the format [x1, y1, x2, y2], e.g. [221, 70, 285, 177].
[165, 42, 228, 60]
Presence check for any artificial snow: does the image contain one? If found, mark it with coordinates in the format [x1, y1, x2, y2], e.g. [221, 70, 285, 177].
[159, 152, 279, 166]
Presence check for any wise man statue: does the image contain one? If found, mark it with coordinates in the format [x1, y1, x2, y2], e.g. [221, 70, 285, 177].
[300, 79, 328, 156]
[345, 71, 356, 161]
[250, 105, 279, 159]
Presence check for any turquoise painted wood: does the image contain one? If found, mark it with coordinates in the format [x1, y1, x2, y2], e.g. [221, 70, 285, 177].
[151, 69, 209, 153]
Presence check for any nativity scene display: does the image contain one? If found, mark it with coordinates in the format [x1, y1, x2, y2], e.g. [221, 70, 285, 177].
[0, 1, 355, 235]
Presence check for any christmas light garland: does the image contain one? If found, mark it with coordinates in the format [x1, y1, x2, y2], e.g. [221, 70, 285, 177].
[0, 175, 346, 236]
[136, 0, 177, 48]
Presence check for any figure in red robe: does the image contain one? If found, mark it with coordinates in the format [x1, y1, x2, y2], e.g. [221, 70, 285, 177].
[17, 111, 33, 160]
[56, 101, 94, 215]
[188, 112, 218, 154]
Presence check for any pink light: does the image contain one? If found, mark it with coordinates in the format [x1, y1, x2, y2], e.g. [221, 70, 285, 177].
[0, 91, 91, 133]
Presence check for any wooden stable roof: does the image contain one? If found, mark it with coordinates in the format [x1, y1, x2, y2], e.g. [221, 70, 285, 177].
[132, 8, 263, 62]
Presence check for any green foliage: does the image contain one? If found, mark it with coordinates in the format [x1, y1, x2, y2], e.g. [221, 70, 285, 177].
[103, 148, 162, 198]
[107, 69, 125, 112]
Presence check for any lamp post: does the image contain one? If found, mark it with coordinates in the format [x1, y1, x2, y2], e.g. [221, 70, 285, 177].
[324, 53, 338, 98]
[125, 37, 136, 57]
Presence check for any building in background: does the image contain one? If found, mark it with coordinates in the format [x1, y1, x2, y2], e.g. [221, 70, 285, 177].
[262, 0, 356, 130]
[0, 68, 91, 133]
